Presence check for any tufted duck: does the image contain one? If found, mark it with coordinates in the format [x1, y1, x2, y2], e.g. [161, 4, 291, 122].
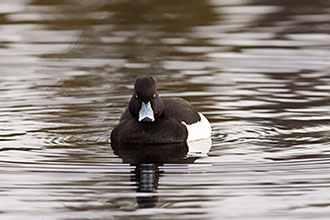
[110, 76, 211, 145]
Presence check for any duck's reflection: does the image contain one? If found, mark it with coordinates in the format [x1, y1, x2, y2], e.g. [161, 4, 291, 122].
[133, 164, 159, 208]
[111, 139, 211, 208]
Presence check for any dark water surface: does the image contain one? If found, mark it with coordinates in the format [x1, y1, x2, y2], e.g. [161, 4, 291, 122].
[2, 0, 330, 219]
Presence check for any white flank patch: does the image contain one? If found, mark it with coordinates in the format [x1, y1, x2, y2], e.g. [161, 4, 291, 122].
[187, 137, 212, 157]
[182, 113, 212, 142]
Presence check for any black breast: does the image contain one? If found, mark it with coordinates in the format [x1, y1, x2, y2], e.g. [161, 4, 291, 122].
[110, 98, 200, 145]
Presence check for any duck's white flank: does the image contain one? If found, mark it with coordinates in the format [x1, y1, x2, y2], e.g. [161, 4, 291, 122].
[187, 137, 212, 156]
[182, 113, 211, 142]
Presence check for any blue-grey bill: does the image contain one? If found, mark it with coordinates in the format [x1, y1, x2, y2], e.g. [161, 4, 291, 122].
[138, 101, 155, 122]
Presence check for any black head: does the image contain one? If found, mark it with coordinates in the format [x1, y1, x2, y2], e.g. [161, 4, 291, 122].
[129, 76, 164, 122]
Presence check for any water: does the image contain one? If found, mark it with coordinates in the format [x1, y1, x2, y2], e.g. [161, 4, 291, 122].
[1, 0, 330, 219]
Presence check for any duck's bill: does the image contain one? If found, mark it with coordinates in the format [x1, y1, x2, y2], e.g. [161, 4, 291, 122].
[139, 101, 155, 122]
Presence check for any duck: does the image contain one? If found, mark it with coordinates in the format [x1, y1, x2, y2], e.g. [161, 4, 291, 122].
[110, 76, 211, 146]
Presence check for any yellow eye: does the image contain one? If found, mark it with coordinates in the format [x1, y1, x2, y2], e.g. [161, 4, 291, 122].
[135, 95, 138, 99]
[153, 94, 156, 98]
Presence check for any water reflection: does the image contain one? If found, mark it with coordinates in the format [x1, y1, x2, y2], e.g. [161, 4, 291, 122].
[111, 139, 211, 208]
[133, 164, 159, 208]
[112, 142, 188, 164]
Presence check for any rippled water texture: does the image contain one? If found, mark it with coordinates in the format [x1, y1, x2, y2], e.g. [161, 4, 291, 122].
[2, 0, 330, 219]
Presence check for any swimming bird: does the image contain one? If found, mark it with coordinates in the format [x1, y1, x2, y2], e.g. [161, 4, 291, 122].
[110, 76, 211, 146]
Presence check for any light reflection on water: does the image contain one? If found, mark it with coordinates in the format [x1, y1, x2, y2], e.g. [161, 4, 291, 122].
[1, 0, 330, 219]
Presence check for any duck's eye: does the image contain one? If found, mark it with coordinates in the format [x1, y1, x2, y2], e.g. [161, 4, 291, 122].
[153, 94, 156, 98]
[135, 95, 138, 99]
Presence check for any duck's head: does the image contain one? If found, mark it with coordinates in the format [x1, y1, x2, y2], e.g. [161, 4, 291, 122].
[129, 76, 164, 122]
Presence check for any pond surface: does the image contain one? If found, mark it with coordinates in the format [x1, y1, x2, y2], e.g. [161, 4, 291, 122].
[1, 0, 330, 219]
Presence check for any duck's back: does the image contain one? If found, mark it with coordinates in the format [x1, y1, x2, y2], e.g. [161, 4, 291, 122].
[162, 98, 200, 124]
